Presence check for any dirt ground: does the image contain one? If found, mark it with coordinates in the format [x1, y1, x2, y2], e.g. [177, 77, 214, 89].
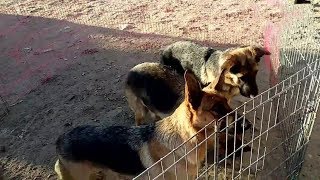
[0, 0, 319, 179]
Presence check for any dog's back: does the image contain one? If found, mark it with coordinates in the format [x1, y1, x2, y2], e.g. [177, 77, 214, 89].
[56, 124, 155, 178]
[125, 62, 184, 124]
[161, 41, 217, 84]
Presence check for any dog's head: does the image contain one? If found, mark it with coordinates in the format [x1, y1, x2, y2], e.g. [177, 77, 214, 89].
[184, 70, 235, 129]
[215, 46, 271, 98]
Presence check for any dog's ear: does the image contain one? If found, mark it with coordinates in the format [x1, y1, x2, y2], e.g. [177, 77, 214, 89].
[184, 70, 203, 109]
[209, 69, 227, 92]
[203, 68, 226, 93]
[250, 46, 271, 62]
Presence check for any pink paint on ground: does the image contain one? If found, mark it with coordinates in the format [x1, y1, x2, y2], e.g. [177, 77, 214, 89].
[263, 24, 272, 72]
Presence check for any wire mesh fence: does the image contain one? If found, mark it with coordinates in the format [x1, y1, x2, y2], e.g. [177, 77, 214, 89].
[132, 59, 320, 180]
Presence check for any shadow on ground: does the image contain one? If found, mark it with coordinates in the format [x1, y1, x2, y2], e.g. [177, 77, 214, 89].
[0, 14, 239, 179]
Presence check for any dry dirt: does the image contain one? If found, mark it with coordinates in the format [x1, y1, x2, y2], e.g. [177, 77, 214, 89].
[0, 0, 319, 179]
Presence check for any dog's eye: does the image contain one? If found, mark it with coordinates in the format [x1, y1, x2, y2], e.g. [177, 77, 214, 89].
[240, 75, 249, 81]
[230, 64, 241, 74]
[211, 104, 227, 115]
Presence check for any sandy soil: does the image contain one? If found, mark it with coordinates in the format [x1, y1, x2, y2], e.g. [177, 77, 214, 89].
[0, 0, 319, 179]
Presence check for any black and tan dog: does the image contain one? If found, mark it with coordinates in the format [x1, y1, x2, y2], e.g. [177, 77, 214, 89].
[161, 41, 271, 101]
[125, 62, 251, 133]
[55, 71, 243, 180]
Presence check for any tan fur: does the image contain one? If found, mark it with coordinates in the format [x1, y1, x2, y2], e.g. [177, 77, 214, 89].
[55, 71, 231, 180]
[125, 87, 156, 125]
[55, 157, 133, 180]
[203, 46, 270, 104]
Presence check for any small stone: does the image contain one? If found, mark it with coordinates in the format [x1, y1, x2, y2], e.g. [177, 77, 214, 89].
[0, 146, 6, 153]
[67, 95, 76, 101]
[43, 48, 53, 53]
[23, 47, 32, 53]
[64, 122, 72, 127]
[119, 24, 135, 31]
[61, 26, 72, 32]
[47, 174, 54, 178]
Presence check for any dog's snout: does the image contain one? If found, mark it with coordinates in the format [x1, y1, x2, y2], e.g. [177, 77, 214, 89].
[240, 83, 258, 98]
[226, 117, 252, 135]
[236, 117, 252, 132]
[240, 84, 251, 97]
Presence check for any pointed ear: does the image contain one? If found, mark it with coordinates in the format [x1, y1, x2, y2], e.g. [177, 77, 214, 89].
[250, 46, 271, 62]
[184, 70, 203, 110]
[205, 69, 226, 92]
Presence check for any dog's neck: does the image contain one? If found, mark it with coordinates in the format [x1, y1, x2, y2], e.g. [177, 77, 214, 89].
[155, 102, 197, 149]
[201, 54, 227, 86]
[154, 101, 214, 166]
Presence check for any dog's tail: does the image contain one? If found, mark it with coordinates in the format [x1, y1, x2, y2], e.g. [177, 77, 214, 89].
[160, 48, 185, 75]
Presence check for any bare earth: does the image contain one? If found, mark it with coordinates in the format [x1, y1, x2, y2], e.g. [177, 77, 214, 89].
[0, 0, 319, 179]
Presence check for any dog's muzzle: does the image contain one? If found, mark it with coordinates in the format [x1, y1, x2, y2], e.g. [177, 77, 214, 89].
[227, 117, 252, 135]
[240, 83, 258, 98]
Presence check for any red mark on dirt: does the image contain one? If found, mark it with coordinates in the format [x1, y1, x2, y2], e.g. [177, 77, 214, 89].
[263, 22, 281, 86]
[41, 76, 55, 85]
[263, 24, 272, 72]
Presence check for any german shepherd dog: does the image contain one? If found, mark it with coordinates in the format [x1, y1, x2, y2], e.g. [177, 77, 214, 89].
[125, 62, 251, 133]
[55, 71, 243, 180]
[161, 41, 271, 101]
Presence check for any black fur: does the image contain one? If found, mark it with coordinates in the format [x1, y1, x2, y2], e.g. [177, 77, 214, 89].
[56, 124, 155, 175]
[126, 70, 181, 113]
[160, 41, 220, 86]
[204, 48, 215, 62]
[220, 116, 252, 135]
[239, 74, 258, 97]
[160, 50, 185, 75]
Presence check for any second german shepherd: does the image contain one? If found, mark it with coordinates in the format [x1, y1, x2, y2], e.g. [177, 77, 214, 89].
[161, 41, 271, 100]
[55, 71, 239, 180]
[125, 62, 251, 134]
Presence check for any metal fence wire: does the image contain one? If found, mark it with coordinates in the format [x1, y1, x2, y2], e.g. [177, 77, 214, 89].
[132, 58, 320, 180]
[130, 2, 320, 180]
